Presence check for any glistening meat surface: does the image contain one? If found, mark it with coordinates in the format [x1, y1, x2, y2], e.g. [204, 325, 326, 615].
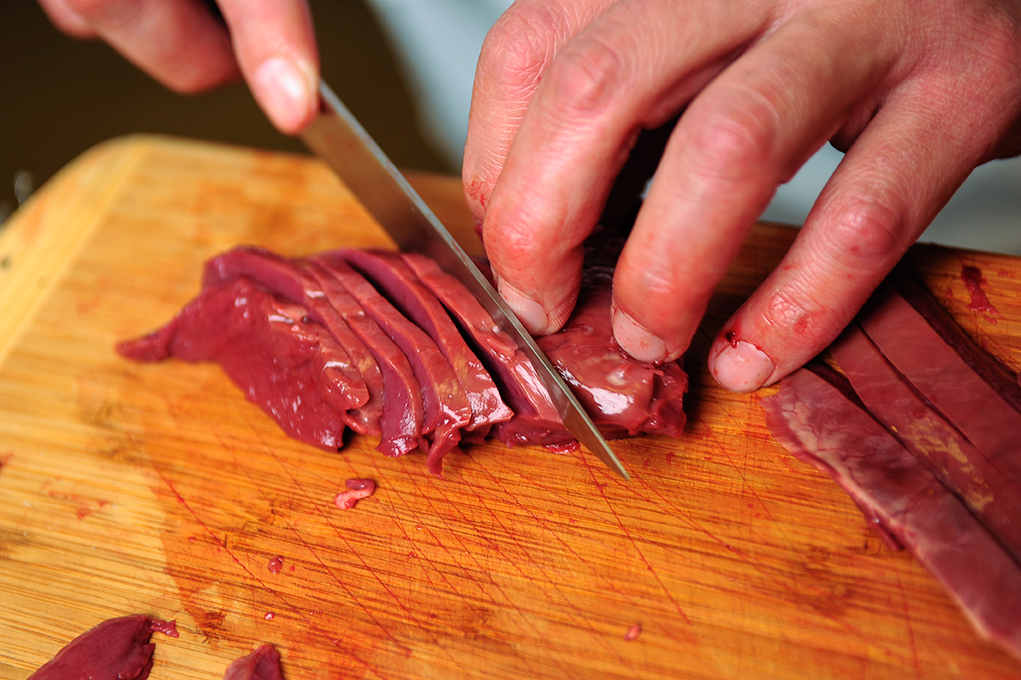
[118, 245, 688, 473]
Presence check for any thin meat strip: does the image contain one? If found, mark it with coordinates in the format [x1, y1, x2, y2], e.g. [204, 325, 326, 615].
[831, 321, 1021, 565]
[762, 366, 1021, 659]
[313, 255, 472, 474]
[401, 251, 576, 449]
[338, 248, 513, 438]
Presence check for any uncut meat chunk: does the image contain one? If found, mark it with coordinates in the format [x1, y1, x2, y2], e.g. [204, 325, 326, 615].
[222, 645, 284, 680]
[203, 247, 383, 436]
[313, 255, 472, 473]
[831, 322, 1021, 565]
[118, 278, 350, 451]
[535, 237, 687, 438]
[401, 252, 576, 449]
[28, 615, 171, 680]
[303, 260, 424, 458]
[762, 367, 1021, 659]
[338, 248, 513, 438]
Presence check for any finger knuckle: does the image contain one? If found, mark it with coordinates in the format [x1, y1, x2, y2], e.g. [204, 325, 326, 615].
[64, 0, 136, 27]
[545, 36, 626, 116]
[824, 193, 906, 264]
[687, 89, 781, 182]
[479, 5, 559, 97]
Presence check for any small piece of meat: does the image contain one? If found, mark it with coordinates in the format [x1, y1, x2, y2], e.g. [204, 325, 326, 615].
[304, 260, 424, 458]
[339, 248, 514, 436]
[335, 477, 376, 509]
[762, 366, 1021, 659]
[535, 237, 686, 438]
[222, 644, 284, 680]
[314, 256, 472, 474]
[203, 247, 383, 436]
[28, 615, 176, 680]
[624, 622, 642, 642]
[831, 322, 1021, 565]
[118, 278, 349, 451]
[400, 251, 575, 449]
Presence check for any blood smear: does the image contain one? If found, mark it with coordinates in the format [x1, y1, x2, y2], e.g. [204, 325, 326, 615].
[624, 622, 642, 642]
[267, 556, 284, 574]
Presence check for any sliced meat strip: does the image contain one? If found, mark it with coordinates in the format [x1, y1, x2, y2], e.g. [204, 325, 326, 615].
[338, 248, 513, 436]
[222, 644, 284, 680]
[535, 236, 687, 438]
[119, 278, 349, 451]
[28, 615, 172, 680]
[203, 247, 381, 435]
[858, 280, 1021, 491]
[313, 255, 472, 473]
[303, 260, 424, 458]
[400, 252, 576, 449]
[762, 366, 1021, 660]
[831, 322, 1021, 565]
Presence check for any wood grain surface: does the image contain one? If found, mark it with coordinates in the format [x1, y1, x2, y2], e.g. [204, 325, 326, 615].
[1, 135, 1020, 679]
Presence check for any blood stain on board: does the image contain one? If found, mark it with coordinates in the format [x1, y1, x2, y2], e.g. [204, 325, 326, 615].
[961, 264, 999, 319]
[268, 556, 284, 574]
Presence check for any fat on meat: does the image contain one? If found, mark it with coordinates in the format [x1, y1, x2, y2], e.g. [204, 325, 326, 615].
[762, 366, 1021, 659]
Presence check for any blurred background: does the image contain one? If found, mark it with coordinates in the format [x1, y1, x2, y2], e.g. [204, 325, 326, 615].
[0, 0, 450, 225]
[4, 0, 1021, 253]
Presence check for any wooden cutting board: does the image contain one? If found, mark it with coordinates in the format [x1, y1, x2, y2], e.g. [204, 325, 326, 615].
[2, 135, 1020, 679]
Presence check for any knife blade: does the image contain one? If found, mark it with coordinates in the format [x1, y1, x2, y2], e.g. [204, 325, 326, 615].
[300, 80, 628, 480]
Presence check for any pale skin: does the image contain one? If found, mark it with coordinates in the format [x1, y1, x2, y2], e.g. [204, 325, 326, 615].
[41, 0, 1021, 392]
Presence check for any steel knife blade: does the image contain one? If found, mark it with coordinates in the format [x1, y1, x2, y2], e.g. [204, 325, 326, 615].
[300, 80, 628, 480]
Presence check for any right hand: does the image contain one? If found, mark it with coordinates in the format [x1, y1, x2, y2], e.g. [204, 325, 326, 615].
[37, 0, 320, 134]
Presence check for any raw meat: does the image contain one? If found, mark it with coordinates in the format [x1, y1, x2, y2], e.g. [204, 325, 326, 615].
[762, 366, 1021, 659]
[334, 477, 376, 509]
[28, 615, 177, 680]
[222, 644, 284, 680]
[830, 322, 1021, 565]
[119, 245, 689, 472]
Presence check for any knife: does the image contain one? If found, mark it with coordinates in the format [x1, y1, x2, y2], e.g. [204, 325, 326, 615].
[300, 80, 629, 481]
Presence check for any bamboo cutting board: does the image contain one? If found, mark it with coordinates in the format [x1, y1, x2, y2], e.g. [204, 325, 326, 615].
[1, 135, 1020, 679]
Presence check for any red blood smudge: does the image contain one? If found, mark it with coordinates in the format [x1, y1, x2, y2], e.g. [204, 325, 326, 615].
[665, 453, 675, 464]
[264, 612, 276, 621]
[149, 619, 179, 638]
[624, 622, 642, 641]
[334, 478, 376, 510]
[267, 556, 284, 574]
[724, 331, 737, 346]
[961, 264, 999, 317]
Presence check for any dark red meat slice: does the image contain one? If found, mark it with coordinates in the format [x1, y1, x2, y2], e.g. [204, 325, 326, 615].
[28, 615, 175, 680]
[831, 322, 1021, 565]
[338, 248, 513, 436]
[401, 252, 576, 449]
[535, 237, 687, 438]
[303, 260, 424, 458]
[222, 644, 284, 680]
[313, 255, 472, 473]
[859, 279, 1021, 478]
[118, 278, 349, 451]
[762, 367, 1021, 659]
[203, 247, 383, 436]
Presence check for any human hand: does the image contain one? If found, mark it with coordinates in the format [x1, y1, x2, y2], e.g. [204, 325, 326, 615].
[464, 0, 1021, 392]
[37, 0, 319, 134]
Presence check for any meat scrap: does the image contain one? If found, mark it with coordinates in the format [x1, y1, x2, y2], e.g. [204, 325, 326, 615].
[28, 614, 177, 680]
[118, 245, 688, 473]
[762, 366, 1021, 659]
[222, 644, 284, 680]
[335, 477, 376, 509]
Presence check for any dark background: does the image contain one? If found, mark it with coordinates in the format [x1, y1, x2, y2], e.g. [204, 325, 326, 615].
[1, 0, 450, 224]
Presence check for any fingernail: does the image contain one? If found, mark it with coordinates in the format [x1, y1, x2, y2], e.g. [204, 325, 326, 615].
[712, 340, 775, 393]
[613, 310, 668, 363]
[253, 56, 316, 134]
[498, 280, 548, 335]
